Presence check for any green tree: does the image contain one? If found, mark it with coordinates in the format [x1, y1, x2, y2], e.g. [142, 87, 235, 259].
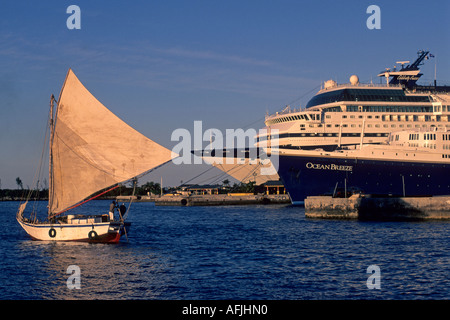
[141, 181, 161, 195]
[16, 177, 23, 190]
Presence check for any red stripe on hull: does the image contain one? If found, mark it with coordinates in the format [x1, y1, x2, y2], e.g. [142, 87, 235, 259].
[28, 232, 121, 243]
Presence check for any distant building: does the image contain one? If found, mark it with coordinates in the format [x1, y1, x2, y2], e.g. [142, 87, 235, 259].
[263, 180, 286, 195]
[181, 184, 222, 195]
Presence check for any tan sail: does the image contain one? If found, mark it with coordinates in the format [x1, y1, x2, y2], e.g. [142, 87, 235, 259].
[50, 69, 173, 214]
[203, 157, 280, 185]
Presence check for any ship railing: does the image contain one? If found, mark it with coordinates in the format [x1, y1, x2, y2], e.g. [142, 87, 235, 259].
[318, 82, 402, 92]
[265, 107, 321, 120]
[430, 94, 450, 103]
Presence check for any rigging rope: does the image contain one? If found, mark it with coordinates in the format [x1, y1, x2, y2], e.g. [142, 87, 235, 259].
[19, 101, 52, 222]
[180, 84, 321, 185]
[49, 184, 120, 219]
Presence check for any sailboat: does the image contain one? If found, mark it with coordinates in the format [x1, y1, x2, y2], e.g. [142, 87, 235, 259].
[17, 69, 173, 243]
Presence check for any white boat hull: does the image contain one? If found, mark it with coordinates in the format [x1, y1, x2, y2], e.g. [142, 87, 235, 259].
[17, 215, 126, 243]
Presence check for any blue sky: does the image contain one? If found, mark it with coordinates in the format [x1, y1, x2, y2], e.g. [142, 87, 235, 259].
[1, 0, 449, 188]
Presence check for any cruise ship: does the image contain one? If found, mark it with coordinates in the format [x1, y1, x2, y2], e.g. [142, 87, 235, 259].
[199, 50, 449, 193]
[256, 50, 450, 151]
[275, 127, 450, 204]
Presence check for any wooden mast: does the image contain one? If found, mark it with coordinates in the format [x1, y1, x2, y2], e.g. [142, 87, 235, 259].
[48, 95, 55, 218]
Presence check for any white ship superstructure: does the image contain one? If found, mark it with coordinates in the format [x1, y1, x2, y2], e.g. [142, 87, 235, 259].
[257, 50, 450, 151]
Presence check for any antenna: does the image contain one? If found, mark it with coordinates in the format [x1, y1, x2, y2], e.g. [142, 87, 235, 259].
[396, 61, 410, 69]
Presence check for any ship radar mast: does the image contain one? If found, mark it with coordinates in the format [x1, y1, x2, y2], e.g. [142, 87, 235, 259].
[378, 50, 430, 88]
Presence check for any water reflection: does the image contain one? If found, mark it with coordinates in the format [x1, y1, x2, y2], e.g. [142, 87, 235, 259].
[15, 240, 175, 299]
[4, 201, 450, 300]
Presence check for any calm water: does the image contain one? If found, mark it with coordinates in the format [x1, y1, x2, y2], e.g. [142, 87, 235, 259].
[0, 200, 448, 300]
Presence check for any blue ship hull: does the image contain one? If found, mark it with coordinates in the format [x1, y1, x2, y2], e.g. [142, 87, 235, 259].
[277, 154, 450, 204]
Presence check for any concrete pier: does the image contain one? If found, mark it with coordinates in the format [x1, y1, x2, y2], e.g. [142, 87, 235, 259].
[117, 194, 291, 206]
[155, 194, 291, 206]
[305, 195, 450, 220]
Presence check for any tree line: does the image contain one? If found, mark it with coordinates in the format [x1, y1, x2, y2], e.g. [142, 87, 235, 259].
[0, 177, 261, 201]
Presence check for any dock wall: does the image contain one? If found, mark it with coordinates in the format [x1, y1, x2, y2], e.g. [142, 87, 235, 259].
[155, 194, 290, 206]
[305, 195, 450, 220]
[117, 194, 291, 206]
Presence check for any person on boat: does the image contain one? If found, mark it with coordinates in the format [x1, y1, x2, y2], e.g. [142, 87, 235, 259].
[109, 201, 117, 220]
[119, 203, 126, 220]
